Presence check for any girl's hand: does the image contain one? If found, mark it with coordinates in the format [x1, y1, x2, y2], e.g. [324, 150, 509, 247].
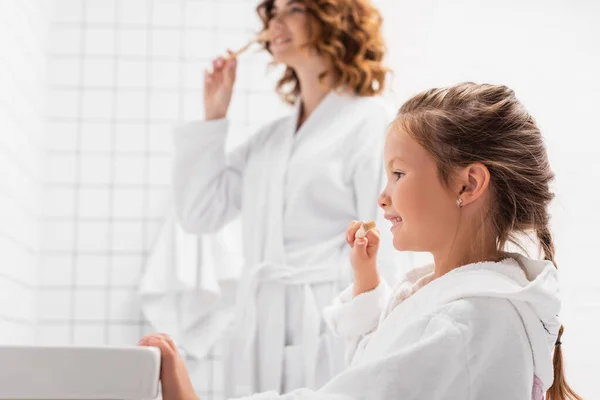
[346, 221, 381, 297]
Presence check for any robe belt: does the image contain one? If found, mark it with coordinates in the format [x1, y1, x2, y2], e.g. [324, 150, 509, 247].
[233, 261, 341, 389]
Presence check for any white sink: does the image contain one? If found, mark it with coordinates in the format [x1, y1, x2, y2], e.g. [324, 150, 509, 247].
[0, 345, 161, 399]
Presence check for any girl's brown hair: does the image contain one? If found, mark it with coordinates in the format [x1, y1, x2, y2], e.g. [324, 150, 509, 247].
[395, 82, 581, 400]
[256, 0, 388, 104]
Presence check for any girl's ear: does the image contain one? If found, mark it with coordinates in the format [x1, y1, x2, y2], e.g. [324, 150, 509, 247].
[457, 163, 491, 207]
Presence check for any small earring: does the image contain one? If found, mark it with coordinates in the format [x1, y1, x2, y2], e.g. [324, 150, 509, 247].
[456, 197, 463, 208]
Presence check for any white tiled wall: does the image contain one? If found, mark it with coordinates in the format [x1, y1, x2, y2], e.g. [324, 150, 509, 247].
[40, 0, 286, 398]
[0, 0, 48, 344]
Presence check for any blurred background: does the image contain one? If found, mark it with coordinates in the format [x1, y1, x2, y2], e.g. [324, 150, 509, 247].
[0, 0, 598, 399]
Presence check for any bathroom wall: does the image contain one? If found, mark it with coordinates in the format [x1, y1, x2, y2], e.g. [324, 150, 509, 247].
[0, 0, 48, 344]
[40, 0, 286, 398]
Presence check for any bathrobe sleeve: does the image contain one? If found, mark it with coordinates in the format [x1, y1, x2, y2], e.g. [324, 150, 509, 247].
[322, 281, 391, 365]
[172, 119, 254, 233]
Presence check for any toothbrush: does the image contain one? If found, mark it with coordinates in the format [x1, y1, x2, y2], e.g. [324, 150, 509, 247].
[355, 221, 376, 239]
[227, 30, 271, 60]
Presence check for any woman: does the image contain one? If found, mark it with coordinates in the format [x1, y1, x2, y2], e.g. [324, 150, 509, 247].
[172, 0, 396, 396]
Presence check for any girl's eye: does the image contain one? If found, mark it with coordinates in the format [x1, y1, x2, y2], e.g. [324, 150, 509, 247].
[393, 171, 405, 181]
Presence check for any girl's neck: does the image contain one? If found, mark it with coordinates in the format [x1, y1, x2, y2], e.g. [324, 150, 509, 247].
[432, 247, 507, 279]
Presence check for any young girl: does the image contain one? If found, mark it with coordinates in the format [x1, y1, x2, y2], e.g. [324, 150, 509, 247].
[140, 82, 581, 400]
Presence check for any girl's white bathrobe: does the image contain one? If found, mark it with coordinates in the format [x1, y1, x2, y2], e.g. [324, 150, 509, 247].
[234, 254, 561, 400]
[173, 91, 405, 396]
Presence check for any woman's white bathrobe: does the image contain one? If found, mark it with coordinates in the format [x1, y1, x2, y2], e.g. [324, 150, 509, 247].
[173, 91, 404, 396]
[234, 254, 561, 400]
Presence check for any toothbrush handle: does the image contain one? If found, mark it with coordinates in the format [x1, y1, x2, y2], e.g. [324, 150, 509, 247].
[228, 40, 255, 59]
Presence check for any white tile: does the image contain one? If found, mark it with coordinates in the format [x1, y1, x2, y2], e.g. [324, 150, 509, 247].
[46, 121, 78, 151]
[116, 91, 147, 119]
[150, 92, 179, 120]
[74, 289, 106, 321]
[109, 289, 140, 320]
[151, 1, 183, 26]
[48, 89, 79, 119]
[42, 220, 74, 251]
[114, 123, 146, 152]
[117, 29, 148, 57]
[38, 289, 71, 321]
[85, 0, 116, 24]
[215, 2, 255, 30]
[184, 2, 215, 28]
[83, 58, 115, 87]
[78, 187, 110, 218]
[39, 255, 73, 287]
[0, 278, 34, 322]
[116, 59, 147, 88]
[0, 237, 21, 278]
[184, 31, 215, 60]
[149, 124, 174, 153]
[48, 57, 81, 86]
[214, 31, 250, 58]
[53, 0, 83, 23]
[117, 0, 149, 25]
[183, 92, 204, 121]
[18, 288, 37, 323]
[151, 60, 180, 88]
[109, 255, 143, 286]
[49, 26, 82, 55]
[0, 112, 19, 149]
[75, 255, 109, 287]
[183, 61, 207, 89]
[85, 28, 116, 56]
[114, 155, 145, 184]
[81, 91, 114, 119]
[112, 188, 145, 218]
[0, 321, 35, 345]
[4, 247, 37, 288]
[77, 221, 109, 252]
[147, 156, 171, 186]
[37, 324, 71, 345]
[81, 122, 113, 152]
[111, 221, 143, 251]
[147, 187, 169, 217]
[43, 186, 75, 218]
[73, 324, 106, 345]
[108, 324, 141, 345]
[80, 154, 111, 184]
[151, 30, 182, 58]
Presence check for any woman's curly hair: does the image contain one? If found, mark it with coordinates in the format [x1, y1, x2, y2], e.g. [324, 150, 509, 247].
[256, 0, 389, 104]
